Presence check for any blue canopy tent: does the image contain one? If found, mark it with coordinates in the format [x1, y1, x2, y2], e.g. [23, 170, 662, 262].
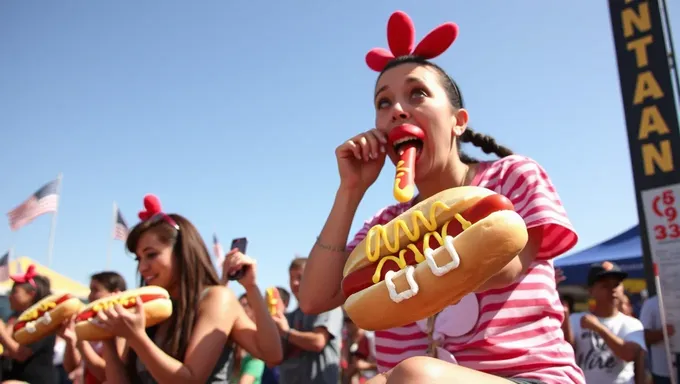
[554, 225, 645, 286]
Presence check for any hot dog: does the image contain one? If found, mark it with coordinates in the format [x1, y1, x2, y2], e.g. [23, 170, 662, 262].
[265, 287, 285, 317]
[74, 286, 172, 341]
[342, 186, 529, 330]
[390, 124, 423, 203]
[13, 293, 84, 345]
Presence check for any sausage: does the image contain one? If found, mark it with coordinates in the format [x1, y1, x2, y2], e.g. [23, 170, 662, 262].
[341, 194, 515, 298]
[74, 293, 165, 323]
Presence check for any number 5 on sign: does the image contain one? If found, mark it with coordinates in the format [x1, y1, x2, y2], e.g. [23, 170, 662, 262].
[653, 190, 678, 222]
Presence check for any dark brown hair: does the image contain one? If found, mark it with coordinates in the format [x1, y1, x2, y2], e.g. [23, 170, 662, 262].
[124, 214, 220, 378]
[289, 257, 307, 272]
[90, 271, 127, 292]
[378, 55, 514, 163]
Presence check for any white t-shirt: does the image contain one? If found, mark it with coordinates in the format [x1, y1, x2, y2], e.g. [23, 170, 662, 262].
[640, 296, 670, 377]
[570, 311, 647, 384]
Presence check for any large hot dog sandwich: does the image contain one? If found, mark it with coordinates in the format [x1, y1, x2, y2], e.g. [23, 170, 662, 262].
[14, 293, 84, 345]
[342, 186, 529, 330]
[75, 286, 172, 341]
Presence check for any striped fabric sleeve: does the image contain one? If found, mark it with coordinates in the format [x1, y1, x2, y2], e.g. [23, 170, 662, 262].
[346, 205, 398, 253]
[499, 156, 578, 260]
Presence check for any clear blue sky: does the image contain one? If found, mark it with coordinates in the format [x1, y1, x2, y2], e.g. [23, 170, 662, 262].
[2, 1, 676, 305]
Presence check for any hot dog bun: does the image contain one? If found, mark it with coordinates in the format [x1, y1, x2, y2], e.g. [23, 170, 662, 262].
[343, 186, 528, 330]
[13, 294, 84, 345]
[344, 187, 496, 276]
[75, 286, 172, 341]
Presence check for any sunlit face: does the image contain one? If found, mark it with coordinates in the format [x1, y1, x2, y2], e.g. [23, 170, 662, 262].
[88, 280, 119, 303]
[618, 294, 633, 316]
[239, 296, 255, 321]
[374, 63, 468, 183]
[9, 285, 34, 312]
[289, 266, 304, 299]
[135, 231, 177, 290]
[590, 276, 624, 306]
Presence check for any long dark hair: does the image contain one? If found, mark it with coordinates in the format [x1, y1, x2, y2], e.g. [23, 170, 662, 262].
[378, 55, 514, 163]
[123, 214, 220, 378]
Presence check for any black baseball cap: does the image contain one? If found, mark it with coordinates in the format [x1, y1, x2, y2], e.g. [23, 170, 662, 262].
[587, 261, 628, 286]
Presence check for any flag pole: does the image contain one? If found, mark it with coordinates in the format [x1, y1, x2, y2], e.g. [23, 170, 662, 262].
[106, 202, 116, 270]
[46, 173, 63, 268]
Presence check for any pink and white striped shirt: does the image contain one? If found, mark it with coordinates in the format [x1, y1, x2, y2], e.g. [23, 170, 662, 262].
[346, 155, 585, 384]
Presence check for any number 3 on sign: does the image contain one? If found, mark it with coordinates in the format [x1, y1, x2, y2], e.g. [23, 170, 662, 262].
[654, 223, 680, 240]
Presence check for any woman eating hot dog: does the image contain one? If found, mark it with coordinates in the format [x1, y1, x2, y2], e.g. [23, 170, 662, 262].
[0, 267, 57, 383]
[97, 194, 283, 383]
[298, 11, 584, 384]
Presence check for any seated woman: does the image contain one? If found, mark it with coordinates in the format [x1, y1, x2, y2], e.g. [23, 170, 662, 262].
[98, 194, 283, 383]
[0, 266, 57, 384]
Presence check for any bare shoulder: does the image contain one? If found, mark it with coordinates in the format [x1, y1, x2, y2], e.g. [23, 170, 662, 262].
[199, 285, 236, 306]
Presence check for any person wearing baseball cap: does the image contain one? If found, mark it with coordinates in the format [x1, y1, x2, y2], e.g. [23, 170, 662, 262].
[567, 261, 647, 384]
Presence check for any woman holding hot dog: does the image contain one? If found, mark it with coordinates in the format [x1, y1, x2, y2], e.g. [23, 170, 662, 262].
[97, 194, 283, 383]
[298, 11, 584, 384]
[0, 267, 57, 384]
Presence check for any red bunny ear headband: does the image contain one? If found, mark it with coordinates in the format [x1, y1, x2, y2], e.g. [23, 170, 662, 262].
[365, 11, 459, 72]
[138, 194, 179, 231]
[11, 264, 38, 288]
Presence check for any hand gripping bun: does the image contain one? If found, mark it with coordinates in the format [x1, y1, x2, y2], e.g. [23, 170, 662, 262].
[13, 293, 84, 345]
[74, 286, 173, 341]
[342, 186, 529, 330]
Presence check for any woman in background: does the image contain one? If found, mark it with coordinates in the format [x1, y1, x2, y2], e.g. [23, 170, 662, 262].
[0, 265, 57, 384]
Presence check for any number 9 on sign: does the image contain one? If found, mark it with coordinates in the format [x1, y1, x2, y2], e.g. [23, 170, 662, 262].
[654, 224, 680, 240]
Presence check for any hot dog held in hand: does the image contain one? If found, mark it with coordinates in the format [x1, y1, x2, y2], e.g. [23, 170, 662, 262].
[75, 286, 172, 341]
[342, 186, 528, 330]
[13, 292, 84, 345]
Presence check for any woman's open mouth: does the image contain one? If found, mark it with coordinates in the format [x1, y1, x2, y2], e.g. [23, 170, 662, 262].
[388, 124, 426, 161]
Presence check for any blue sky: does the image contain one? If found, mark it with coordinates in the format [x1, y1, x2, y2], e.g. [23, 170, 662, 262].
[1, 1, 675, 305]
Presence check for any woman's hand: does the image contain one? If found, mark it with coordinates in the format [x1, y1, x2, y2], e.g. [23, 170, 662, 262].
[58, 316, 77, 345]
[555, 268, 566, 284]
[222, 250, 258, 289]
[336, 129, 388, 192]
[94, 297, 146, 342]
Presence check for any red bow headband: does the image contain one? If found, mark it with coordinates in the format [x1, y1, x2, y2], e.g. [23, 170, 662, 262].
[11, 264, 38, 287]
[138, 194, 179, 230]
[365, 11, 459, 72]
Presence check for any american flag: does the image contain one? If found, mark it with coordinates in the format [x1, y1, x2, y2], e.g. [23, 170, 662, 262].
[213, 234, 224, 271]
[7, 178, 60, 231]
[113, 204, 129, 241]
[0, 252, 8, 281]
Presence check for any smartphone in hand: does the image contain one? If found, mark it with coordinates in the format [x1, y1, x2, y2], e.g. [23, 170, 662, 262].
[227, 237, 248, 281]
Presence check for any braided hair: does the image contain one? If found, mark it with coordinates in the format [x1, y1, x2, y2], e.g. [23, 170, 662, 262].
[379, 56, 513, 163]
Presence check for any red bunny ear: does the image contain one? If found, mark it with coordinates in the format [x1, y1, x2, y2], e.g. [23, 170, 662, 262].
[138, 194, 162, 221]
[387, 11, 415, 57]
[412, 22, 459, 59]
[366, 48, 395, 72]
[365, 11, 459, 72]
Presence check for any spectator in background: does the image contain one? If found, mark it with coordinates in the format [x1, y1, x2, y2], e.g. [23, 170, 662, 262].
[261, 287, 291, 384]
[0, 266, 57, 383]
[640, 295, 675, 384]
[61, 271, 127, 384]
[272, 257, 343, 384]
[341, 315, 376, 384]
[568, 262, 646, 384]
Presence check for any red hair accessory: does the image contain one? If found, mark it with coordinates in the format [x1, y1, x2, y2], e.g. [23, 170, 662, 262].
[11, 264, 37, 287]
[138, 194, 163, 221]
[137, 194, 179, 231]
[365, 11, 459, 72]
